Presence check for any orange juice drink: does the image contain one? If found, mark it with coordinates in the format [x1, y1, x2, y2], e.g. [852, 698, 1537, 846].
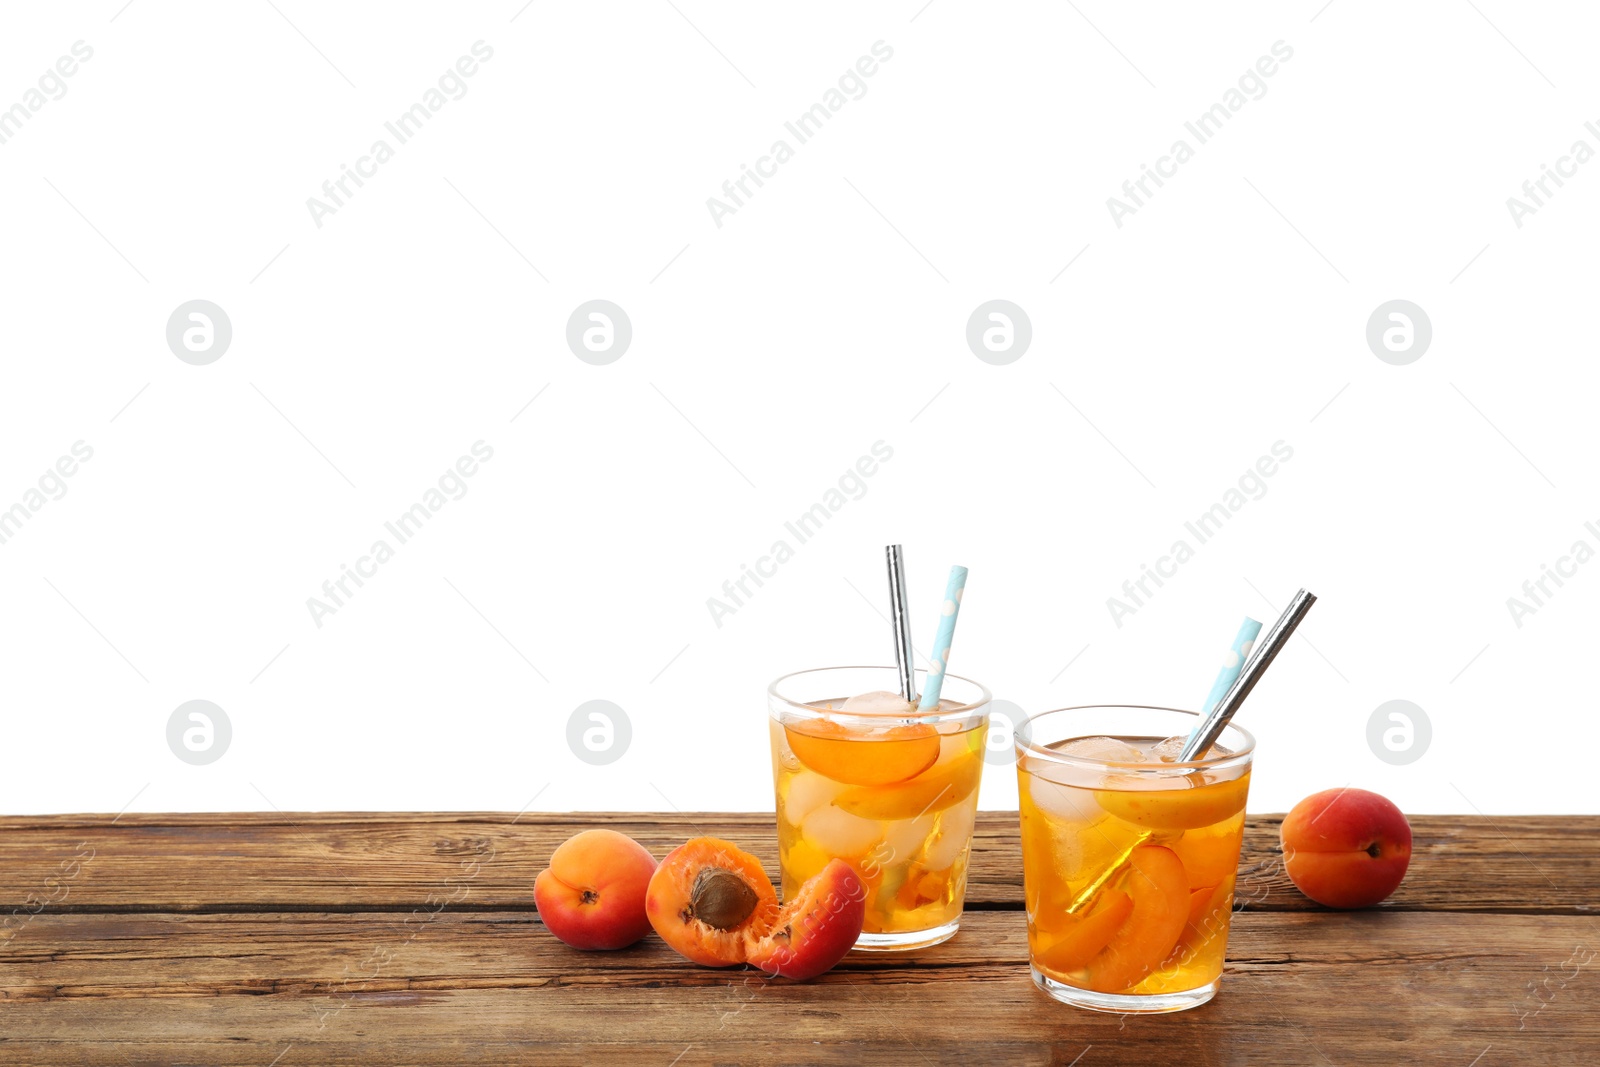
[1015, 705, 1254, 1012]
[769, 667, 992, 950]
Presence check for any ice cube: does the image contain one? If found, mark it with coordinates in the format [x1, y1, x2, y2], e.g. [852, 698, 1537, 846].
[801, 804, 883, 857]
[781, 769, 847, 824]
[1026, 774, 1104, 824]
[1053, 735, 1148, 764]
[1150, 734, 1232, 762]
[924, 803, 976, 869]
[1150, 736, 1190, 763]
[841, 690, 918, 715]
[1051, 829, 1085, 882]
[1056, 818, 1128, 882]
[881, 814, 937, 866]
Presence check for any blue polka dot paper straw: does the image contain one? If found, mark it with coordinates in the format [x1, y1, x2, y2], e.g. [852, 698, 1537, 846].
[917, 565, 969, 711]
[1201, 616, 1263, 716]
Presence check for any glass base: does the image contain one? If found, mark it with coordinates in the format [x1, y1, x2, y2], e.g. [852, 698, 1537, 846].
[852, 918, 961, 952]
[1030, 967, 1217, 1013]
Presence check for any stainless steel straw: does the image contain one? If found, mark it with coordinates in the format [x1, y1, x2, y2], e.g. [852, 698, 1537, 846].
[885, 545, 916, 702]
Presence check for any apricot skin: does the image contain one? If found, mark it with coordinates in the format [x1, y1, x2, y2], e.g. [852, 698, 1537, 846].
[785, 722, 940, 787]
[1094, 773, 1250, 831]
[747, 859, 866, 980]
[1034, 890, 1133, 976]
[1280, 788, 1412, 909]
[1085, 845, 1190, 993]
[535, 829, 658, 950]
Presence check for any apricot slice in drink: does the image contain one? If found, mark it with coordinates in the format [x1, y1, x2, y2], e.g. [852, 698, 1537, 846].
[834, 750, 981, 820]
[1084, 845, 1191, 993]
[894, 863, 954, 911]
[1186, 884, 1218, 928]
[1170, 822, 1244, 889]
[1093, 774, 1250, 831]
[1182, 881, 1231, 943]
[786, 720, 940, 787]
[1034, 889, 1134, 975]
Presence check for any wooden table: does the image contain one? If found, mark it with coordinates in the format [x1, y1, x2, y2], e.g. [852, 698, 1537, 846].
[0, 812, 1594, 1065]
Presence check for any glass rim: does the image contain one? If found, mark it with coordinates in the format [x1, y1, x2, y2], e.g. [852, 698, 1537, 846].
[768, 665, 992, 726]
[1013, 704, 1255, 771]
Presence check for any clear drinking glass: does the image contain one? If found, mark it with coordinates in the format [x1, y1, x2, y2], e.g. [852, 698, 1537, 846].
[768, 666, 992, 950]
[1014, 705, 1254, 1012]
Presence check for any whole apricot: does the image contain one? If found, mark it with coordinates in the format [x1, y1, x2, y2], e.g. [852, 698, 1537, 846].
[535, 829, 658, 950]
[1280, 788, 1411, 909]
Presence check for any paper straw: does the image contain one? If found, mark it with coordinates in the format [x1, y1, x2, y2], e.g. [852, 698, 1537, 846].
[885, 545, 916, 702]
[1200, 617, 1263, 716]
[917, 565, 968, 711]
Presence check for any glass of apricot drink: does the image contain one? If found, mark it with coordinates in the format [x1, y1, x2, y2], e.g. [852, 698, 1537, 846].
[768, 666, 992, 950]
[1014, 705, 1254, 1012]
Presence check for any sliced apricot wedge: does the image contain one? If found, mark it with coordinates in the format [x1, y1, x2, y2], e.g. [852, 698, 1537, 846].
[1033, 889, 1134, 976]
[1093, 773, 1250, 831]
[1084, 845, 1190, 993]
[747, 859, 866, 980]
[786, 720, 940, 787]
[834, 750, 981, 820]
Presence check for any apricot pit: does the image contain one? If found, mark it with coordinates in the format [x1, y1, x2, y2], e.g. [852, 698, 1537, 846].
[688, 866, 760, 930]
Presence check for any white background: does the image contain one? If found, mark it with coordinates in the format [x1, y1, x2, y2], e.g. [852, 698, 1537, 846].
[1, 1, 1595, 818]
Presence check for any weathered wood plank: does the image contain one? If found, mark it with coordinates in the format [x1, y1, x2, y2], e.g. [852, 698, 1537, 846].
[0, 812, 1593, 914]
[0, 911, 1591, 1065]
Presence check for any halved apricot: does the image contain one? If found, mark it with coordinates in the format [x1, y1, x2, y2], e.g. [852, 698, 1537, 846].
[1034, 889, 1134, 976]
[1094, 773, 1250, 831]
[786, 720, 940, 787]
[834, 749, 982, 820]
[1084, 845, 1190, 993]
[647, 837, 867, 980]
[644, 837, 779, 967]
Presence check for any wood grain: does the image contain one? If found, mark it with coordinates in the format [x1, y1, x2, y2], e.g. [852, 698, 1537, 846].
[0, 811, 1595, 1065]
[1, 812, 1594, 913]
[0, 911, 1594, 1064]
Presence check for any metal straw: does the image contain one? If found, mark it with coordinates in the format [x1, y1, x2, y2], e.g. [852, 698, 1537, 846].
[885, 545, 916, 702]
[1178, 588, 1317, 760]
